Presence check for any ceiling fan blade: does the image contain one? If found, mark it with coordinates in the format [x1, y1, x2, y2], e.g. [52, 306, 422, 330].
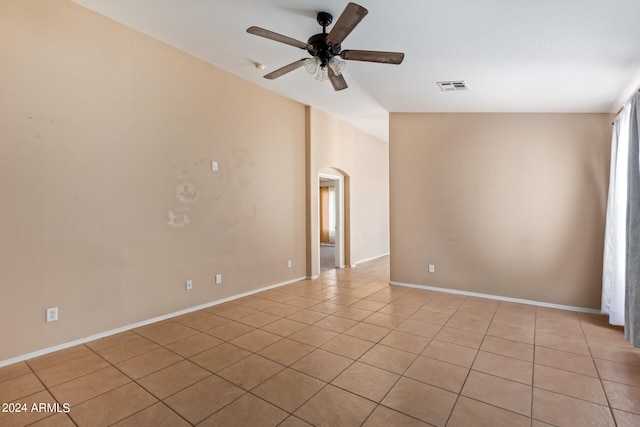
[263, 59, 307, 80]
[246, 26, 309, 49]
[326, 2, 368, 46]
[340, 50, 405, 64]
[328, 67, 348, 91]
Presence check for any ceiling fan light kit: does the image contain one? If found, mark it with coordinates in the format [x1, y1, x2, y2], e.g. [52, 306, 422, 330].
[246, 2, 405, 91]
[304, 57, 346, 81]
[329, 57, 346, 75]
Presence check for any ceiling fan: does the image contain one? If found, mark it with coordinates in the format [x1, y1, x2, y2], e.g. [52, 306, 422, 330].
[246, 2, 405, 91]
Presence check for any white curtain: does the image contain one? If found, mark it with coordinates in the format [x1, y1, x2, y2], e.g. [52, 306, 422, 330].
[603, 91, 640, 347]
[602, 103, 631, 325]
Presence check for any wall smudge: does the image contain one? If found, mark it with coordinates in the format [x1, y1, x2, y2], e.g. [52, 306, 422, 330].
[167, 209, 190, 229]
[176, 182, 198, 204]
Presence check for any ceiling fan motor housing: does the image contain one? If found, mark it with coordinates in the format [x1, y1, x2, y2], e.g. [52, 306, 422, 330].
[307, 33, 341, 66]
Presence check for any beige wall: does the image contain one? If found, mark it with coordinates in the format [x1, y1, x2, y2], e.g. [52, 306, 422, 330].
[0, 0, 306, 361]
[306, 107, 390, 277]
[390, 113, 613, 309]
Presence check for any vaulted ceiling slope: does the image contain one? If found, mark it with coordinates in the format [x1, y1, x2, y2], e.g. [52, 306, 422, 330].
[72, 0, 640, 141]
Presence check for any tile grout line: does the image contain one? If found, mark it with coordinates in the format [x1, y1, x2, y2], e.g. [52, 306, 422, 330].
[21, 356, 78, 427]
[577, 312, 618, 425]
[444, 295, 496, 427]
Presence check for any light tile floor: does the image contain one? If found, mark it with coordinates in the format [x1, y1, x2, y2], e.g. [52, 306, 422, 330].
[2, 256, 640, 426]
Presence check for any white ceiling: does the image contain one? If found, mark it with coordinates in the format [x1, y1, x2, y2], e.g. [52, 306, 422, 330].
[72, 0, 640, 142]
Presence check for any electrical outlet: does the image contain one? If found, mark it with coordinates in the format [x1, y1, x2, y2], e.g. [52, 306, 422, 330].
[215, 274, 222, 284]
[287, 260, 292, 268]
[428, 264, 435, 273]
[186, 280, 193, 290]
[46, 307, 58, 322]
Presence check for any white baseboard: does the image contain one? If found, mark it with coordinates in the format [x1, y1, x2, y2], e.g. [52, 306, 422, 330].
[0, 276, 306, 368]
[350, 252, 390, 268]
[390, 281, 601, 314]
